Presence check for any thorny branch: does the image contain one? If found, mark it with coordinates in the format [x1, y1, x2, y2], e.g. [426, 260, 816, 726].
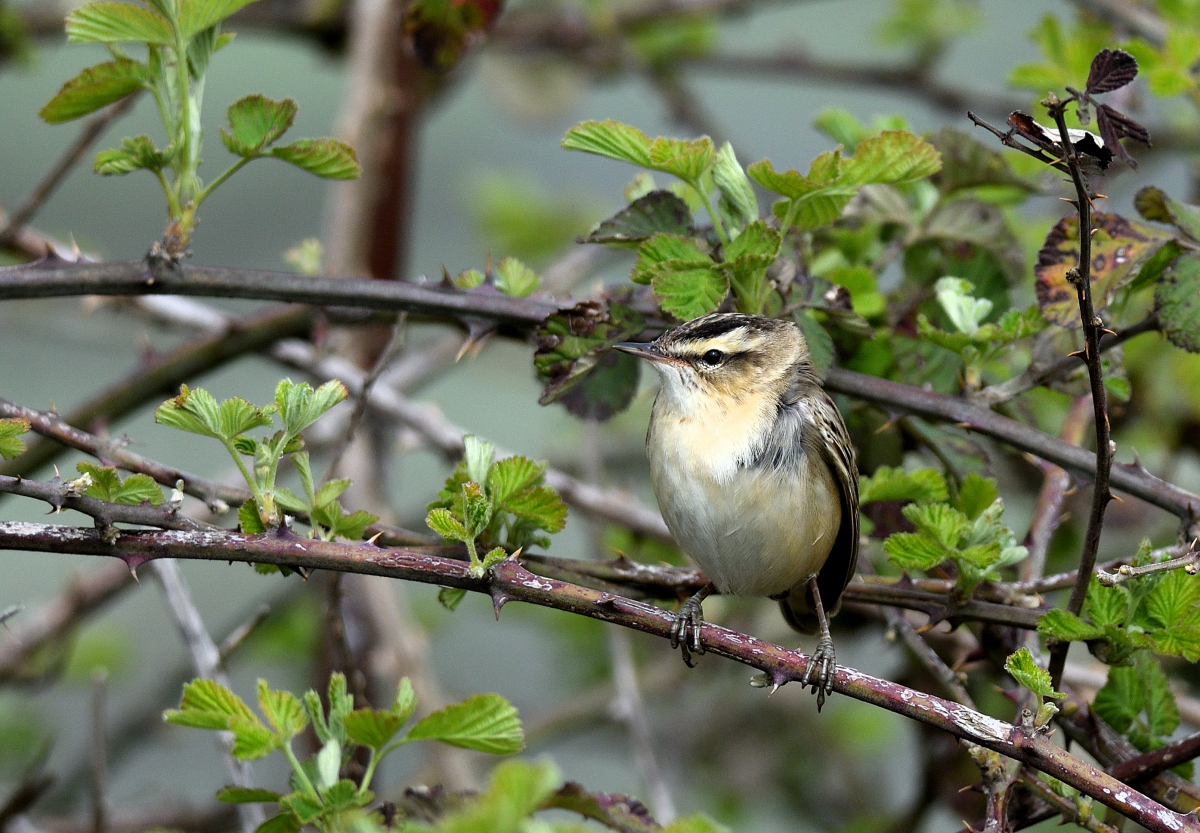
[1043, 93, 1115, 691]
[0, 521, 1194, 833]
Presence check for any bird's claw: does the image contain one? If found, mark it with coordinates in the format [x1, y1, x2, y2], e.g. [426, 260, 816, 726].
[802, 637, 837, 710]
[670, 597, 706, 667]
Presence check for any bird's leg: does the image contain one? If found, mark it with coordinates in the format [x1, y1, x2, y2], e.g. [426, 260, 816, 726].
[800, 576, 837, 710]
[670, 583, 715, 667]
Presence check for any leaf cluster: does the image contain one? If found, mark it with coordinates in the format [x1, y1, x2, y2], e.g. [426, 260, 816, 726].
[165, 672, 523, 833]
[71, 461, 164, 506]
[1004, 647, 1064, 725]
[40, 0, 359, 250]
[154, 381, 377, 544]
[425, 436, 567, 589]
[0, 419, 30, 460]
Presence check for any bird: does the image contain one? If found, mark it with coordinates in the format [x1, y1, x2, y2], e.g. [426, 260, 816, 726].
[614, 312, 859, 706]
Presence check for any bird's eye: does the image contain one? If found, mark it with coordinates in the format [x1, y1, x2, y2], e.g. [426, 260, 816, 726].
[701, 349, 724, 367]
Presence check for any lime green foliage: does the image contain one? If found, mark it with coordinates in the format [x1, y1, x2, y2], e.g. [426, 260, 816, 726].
[881, 472, 1026, 593]
[425, 436, 567, 582]
[0, 418, 29, 460]
[1038, 553, 1200, 665]
[166, 673, 523, 833]
[155, 381, 376, 543]
[1094, 651, 1192, 777]
[72, 461, 164, 506]
[859, 466, 949, 505]
[1004, 647, 1064, 725]
[1009, 15, 1113, 93]
[878, 0, 980, 53]
[40, 0, 359, 251]
[473, 174, 599, 262]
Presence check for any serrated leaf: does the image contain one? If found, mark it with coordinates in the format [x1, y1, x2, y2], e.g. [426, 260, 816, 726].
[94, 135, 168, 175]
[884, 532, 949, 570]
[405, 692, 523, 754]
[562, 120, 653, 168]
[112, 473, 165, 506]
[903, 502, 969, 549]
[859, 466, 948, 505]
[1151, 625, 1200, 661]
[1038, 609, 1104, 642]
[320, 779, 365, 810]
[503, 485, 567, 534]
[460, 481, 492, 537]
[1144, 569, 1200, 631]
[581, 190, 694, 246]
[1156, 253, 1200, 353]
[653, 265, 729, 321]
[343, 707, 403, 752]
[711, 141, 758, 227]
[156, 386, 272, 441]
[723, 220, 779, 315]
[438, 587, 467, 610]
[838, 130, 943, 187]
[165, 678, 258, 730]
[391, 677, 416, 723]
[632, 233, 713, 285]
[275, 379, 347, 438]
[954, 473, 998, 520]
[253, 811, 301, 833]
[229, 715, 279, 760]
[271, 138, 360, 179]
[494, 257, 540, 298]
[327, 508, 377, 541]
[222, 95, 297, 157]
[1005, 647, 1062, 699]
[312, 478, 350, 509]
[427, 507, 467, 541]
[40, 59, 150, 123]
[1086, 583, 1132, 628]
[217, 787, 283, 804]
[1094, 664, 1142, 733]
[1036, 212, 1172, 327]
[279, 793, 323, 824]
[66, 1, 174, 44]
[1139, 652, 1180, 737]
[239, 500, 266, 533]
[0, 419, 29, 460]
[177, 0, 259, 39]
[487, 456, 544, 506]
[257, 679, 307, 740]
[431, 759, 560, 833]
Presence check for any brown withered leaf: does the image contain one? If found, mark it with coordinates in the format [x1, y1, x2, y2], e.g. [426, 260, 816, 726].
[1035, 212, 1172, 326]
[1086, 48, 1139, 95]
[1096, 103, 1151, 168]
[533, 298, 645, 420]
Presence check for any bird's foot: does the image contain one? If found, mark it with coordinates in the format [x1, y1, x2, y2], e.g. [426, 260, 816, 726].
[669, 596, 706, 667]
[802, 637, 837, 710]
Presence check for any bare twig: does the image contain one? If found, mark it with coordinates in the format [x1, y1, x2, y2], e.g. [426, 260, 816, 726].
[1017, 767, 1121, 833]
[149, 560, 264, 833]
[1110, 730, 1200, 784]
[0, 474, 202, 533]
[886, 610, 975, 708]
[88, 672, 107, 833]
[1, 521, 1194, 832]
[0, 97, 138, 251]
[217, 603, 272, 663]
[1024, 397, 1092, 580]
[1044, 93, 1115, 691]
[1096, 546, 1200, 586]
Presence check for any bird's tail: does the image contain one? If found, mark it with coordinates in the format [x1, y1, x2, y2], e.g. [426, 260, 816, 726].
[778, 577, 843, 635]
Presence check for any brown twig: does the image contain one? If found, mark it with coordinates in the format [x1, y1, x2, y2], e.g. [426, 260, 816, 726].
[1110, 730, 1200, 784]
[1024, 397, 1092, 580]
[89, 671, 108, 833]
[1096, 546, 1200, 586]
[0, 474, 202, 533]
[1043, 93, 1115, 691]
[0, 521, 1194, 832]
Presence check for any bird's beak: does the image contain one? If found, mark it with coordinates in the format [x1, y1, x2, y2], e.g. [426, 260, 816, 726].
[613, 341, 666, 362]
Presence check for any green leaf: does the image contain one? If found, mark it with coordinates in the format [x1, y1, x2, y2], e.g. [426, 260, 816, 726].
[257, 680, 307, 741]
[1094, 664, 1143, 734]
[859, 466, 948, 505]
[427, 507, 467, 541]
[315, 738, 340, 789]
[461, 435, 495, 486]
[723, 220, 780, 315]
[229, 715, 279, 760]
[813, 108, 867, 150]
[935, 277, 992, 335]
[94, 135, 168, 175]
[405, 692, 524, 754]
[156, 385, 273, 441]
[438, 587, 468, 610]
[838, 130, 943, 187]
[343, 708, 404, 752]
[391, 677, 416, 724]
[562, 120, 653, 168]
[712, 141, 758, 227]
[794, 310, 834, 376]
[662, 816, 732, 833]
[1144, 569, 1200, 630]
[1038, 609, 1104, 642]
[40, 59, 150, 123]
[320, 779, 365, 810]
[312, 478, 350, 509]
[177, 0, 259, 39]
[165, 678, 258, 730]
[579, 190, 694, 245]
[239, 500, 266, 534]
[494, 257, 540, 298]
[903, 502, 969, 549]
[460, 481, 492, 537]
[927, 128, 1038, 196]
[1140, 652, 1180, 737]
[884, 532, 949, 571]
[1156, 253, 1200, 352]
[217, 787, 283, 804]
[222, 95, 297, 157]
[0, 419, 29, 460]
[1134, 186, 1200, 243]
[275, 379, 347, 438]
[271, 139, 361, 179]
[502, 485, 567, 534]
[487, 456, 545, 508]
[278, 793, 323, 825]
[454, 268, 485, 289]
[112, 472, 164, 506]
[66, 1, 174, 44]
[1005, 647, 1063, 699]
[632, 233, 713, 285]
[1086, 583, 1132, 628]
[653, 265, 729, 321]
[253, 812, 301, 833]
[430, 759, 560, 833]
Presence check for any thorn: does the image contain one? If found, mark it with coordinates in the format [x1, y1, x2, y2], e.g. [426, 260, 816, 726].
[366, 532, 383, 546]
[491, 590, 511, 619]
[596, 593, 617, 606]
[1067, 350, 1085, 359]
[1111, 493, 1123, 503]
[876, 416, 901, 434]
